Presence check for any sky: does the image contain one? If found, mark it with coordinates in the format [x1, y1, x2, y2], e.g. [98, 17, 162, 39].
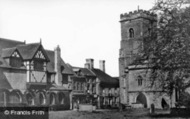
[0, 0, 155, 76]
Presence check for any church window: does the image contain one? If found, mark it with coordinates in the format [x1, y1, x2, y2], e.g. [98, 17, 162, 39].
[137, 76, 143, 86]
[129, 28, 134, 38]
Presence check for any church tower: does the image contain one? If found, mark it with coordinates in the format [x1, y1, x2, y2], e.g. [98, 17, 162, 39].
[119, 9, 157, 105]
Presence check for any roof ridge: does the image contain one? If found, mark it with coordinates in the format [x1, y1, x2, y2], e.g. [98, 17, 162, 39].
[45, 49, 54, 52]
[17, 42, 40, 47]
[2, 47, 17, 51]
[0, 37, 25, 44]
[86, 68, 96, 76]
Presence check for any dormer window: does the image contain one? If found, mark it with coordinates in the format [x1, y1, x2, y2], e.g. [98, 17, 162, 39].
[33, 50, 47, 71]
[35, 50, 45, 59]
[12, 51, 20, 57]
[129, 28, 134, 38]
[10, 51, 23, 68]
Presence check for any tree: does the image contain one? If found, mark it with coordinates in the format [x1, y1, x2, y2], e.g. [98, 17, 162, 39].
[135, 0, 190, 107]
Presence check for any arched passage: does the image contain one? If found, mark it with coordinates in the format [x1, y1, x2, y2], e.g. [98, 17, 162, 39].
[49, 93, 56, 105]
[0, 89, 9, 106]
[9, 91, 22, 104]
[161, 98, 169, 109]
[58, 92, 65, 104]
[26, 93, 34, 106]
[39, 93, 46, 105]
[136, 92, 147, 108]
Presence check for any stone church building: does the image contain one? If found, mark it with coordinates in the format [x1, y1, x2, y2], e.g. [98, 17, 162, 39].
[119, 9, 176, 109]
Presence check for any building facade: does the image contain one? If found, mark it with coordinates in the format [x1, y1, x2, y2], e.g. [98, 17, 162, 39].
[84, 59, 120, 109]
[0, 38, 119, 110]
[0, 38, 74, 110]
[119, 10, 174, 109]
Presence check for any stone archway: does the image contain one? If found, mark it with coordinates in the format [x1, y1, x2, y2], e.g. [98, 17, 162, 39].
[136, 92, 147, 108]
[58, 92, 65, 105]
[161, 98, 169, 109]
[49, 93, 56, 105]
[9, 91, 22, 104]
[0, 89, 9, 106]
[39, 93, 46, 105]
[26, 93, 33, 105]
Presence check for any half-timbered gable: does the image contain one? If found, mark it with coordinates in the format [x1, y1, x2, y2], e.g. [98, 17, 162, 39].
[2, 48, 24, 68]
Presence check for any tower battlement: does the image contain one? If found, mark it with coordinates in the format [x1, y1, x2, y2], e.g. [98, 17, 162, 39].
[120, 9, 157, 22]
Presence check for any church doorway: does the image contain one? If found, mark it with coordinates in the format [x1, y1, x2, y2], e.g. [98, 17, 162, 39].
[136, 92, 147, 108]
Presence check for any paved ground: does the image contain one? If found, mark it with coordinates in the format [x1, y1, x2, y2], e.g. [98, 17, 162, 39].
[49, 108, 190, 119]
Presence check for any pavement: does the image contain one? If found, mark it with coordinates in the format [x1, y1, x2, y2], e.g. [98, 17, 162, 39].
[49, 108, 185, 119]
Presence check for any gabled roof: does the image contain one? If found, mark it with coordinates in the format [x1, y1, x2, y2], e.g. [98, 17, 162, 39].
[61, 59, 75, 74]
[91, 68, 119, 87]
[1, 47, 17, 58]
[72, 66, 96, 77]
[46, 50, 75, 75]
[0, 38, 25, 56]
[17, 43, 50, 61]
[0, 57, 9, 67]
[80, 68, 96, 76]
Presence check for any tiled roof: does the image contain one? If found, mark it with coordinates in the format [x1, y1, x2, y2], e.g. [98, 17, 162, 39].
[72, 66, 96, 76]
[0, 68, 12, 89]
[0, 38, 25, 56]
[46, 50, 75, 75]
[0, 57, 9, 67]
[5, 71, 27, 90]
[91, 68, 119, 87]
[80, 68, 96, 76]
[61, 59, 75, 74]
[17, 43, 40, 60]
[1, 47, 17, 58]
[17, 43, 50, 61]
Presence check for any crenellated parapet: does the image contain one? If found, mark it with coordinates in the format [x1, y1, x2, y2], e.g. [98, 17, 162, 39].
[120, 9, 157, 22]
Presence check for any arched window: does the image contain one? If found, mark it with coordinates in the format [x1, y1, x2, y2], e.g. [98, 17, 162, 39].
[26, 93, 34, 105]
[137, 76, 143, 86]
[9, 92, 21, 104]
[39, 93, 45, 105]
[10, 51, 23, 67]
[129, 28, 134, 38]
[136, 92, 147, 108]
[58, 93, 64, 104]
[50, 93, 56, 105]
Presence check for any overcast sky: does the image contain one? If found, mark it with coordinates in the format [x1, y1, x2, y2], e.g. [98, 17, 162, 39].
[0, 0, 155, 76]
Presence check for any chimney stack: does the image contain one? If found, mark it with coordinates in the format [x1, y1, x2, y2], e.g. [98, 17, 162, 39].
[84, 63, 90, 69]
[54, 45, 62, 85]
[86, 58, 94, 69]
[99, 60, 105, 72]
